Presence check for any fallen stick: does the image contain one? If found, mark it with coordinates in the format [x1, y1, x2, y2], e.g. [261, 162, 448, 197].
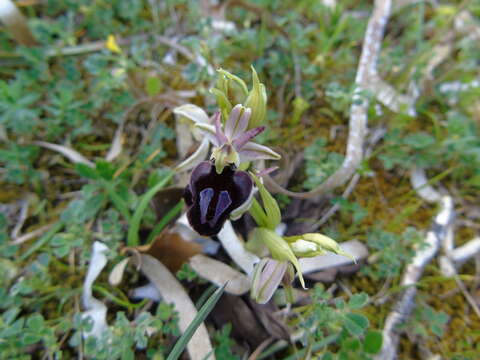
[377, 194, 454, 360]
[264, 0, 392, 199]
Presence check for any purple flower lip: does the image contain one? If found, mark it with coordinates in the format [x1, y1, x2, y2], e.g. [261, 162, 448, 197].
[184, 161, 253, 236]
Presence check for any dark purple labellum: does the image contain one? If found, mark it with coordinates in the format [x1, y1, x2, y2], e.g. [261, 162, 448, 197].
[184, 161, 253, 236]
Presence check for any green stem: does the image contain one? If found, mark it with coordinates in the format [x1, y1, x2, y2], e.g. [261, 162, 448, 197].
[93, 285, 147, 311]
[103, 181, 132, 222]
[19, 222, 63, 261]
[127, 171, 174, 247]
[259, 334, 338, 360]
[146, 200, 184, 244]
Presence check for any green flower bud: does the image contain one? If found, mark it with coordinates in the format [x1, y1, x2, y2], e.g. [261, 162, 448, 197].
[211, 69, 249, 121]
[249, 174, 281, 230]
[250, 258, 288, 304]
[244, 66, 267, 129]
[290, 239, 326, 258]
[210, 87, 232, 121]
[217, 68, 248, 99]
[251, 228, 306, 289]
[285, 233, 356, 262]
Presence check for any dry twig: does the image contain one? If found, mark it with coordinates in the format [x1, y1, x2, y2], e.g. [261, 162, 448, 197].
[377, 195, 454, 360]
[307, 127, 386, 231]
[264, 0, 392, 199]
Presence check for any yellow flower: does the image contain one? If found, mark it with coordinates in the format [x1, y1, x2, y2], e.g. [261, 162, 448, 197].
[106, 35, 122, 54]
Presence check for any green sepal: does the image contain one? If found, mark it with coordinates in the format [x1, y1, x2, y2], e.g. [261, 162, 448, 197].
[209, 88, 232, 121]
[244, 66, 267, 129]
[250, 174, 281, 230]
[217, 68, 249, 97]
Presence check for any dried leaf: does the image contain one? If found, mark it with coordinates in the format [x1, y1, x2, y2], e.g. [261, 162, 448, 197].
[34, 141, 94, 167]
[131, 282, 162, 302]
[144, 231, 202, 273]
[132, 254, 214, 360]
[217, 220, 259, 276]
[189, 254, 250, 295]
[108, 257, 130, 286]
[175, 138, 210, 173]
[81, 242, 109, 339]
[105, 126, 123, 161]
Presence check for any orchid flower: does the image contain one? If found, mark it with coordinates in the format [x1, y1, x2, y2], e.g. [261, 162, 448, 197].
[173, 104, 280, 174]
[173, 68, 353, 304]
[184, 161, 253, 236]
[196, 104, 280, 174]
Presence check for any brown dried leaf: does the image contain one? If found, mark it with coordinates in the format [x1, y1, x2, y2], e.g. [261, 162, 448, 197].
[135, 231, 202, 273]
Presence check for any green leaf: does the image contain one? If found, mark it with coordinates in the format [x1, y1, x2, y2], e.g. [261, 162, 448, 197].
[127, 171, 173, 247]
[96, 160, 116, 180]
[102, 180, 132, 221]
[343, 337, 360, 351]
[217, 68, 248, 97]
[146, 77, 162, 96]
[22, 332, 42, 345]
[334, 298, 346, 310]
[403, 132, 435, 149]
[344, 313, 369, 336]
[19, 222, 63, 261]
[322, 352, 334, 360]
[363, 330, 383, 354]
[76, 163, 99, 180]
[147, 200, 184, 243]
[27, 314, 45, 330]
[2, 318, 25, 337]
[166, 283, 226, 360]
[348, 293, 369, 309]
[2, 307, 20, 325]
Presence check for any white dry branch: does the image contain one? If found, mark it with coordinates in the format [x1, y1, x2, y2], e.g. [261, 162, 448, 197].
[450, 237, 480, 267]
[410, 167, 480, 274]
[308, 127, 386, 232]
[108, 257, 130, 286]
[131, 282, 162, 302]
[377, 195, 454, 360]
[420, 10, 480, 93]
[10, 197, 29, 239]
[409, 166, 442, 203]
[366, 74, 417, 116]
[264, 0, 393, 199]
[11, 223, 54, 245]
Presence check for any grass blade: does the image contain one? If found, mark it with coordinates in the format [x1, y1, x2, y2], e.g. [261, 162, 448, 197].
[146, 199, 184, 243]
[127, 171, 174, 247]
[166, 283, 226, 360]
